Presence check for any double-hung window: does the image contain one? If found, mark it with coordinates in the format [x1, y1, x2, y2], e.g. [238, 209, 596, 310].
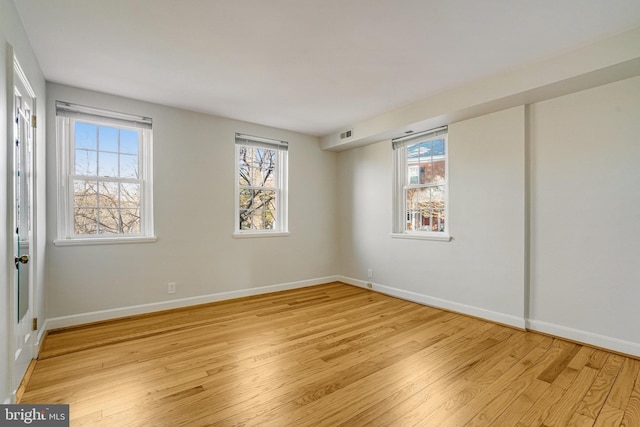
[55, 101, 154, 244]
[235, 133, 288, 236]
[392, 126, 449, 240]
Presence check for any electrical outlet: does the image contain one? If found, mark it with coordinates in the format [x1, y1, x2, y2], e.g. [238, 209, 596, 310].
[168, 282, 176, 294]
[367, 268, 373, 278]
[367, 282, 373, 289]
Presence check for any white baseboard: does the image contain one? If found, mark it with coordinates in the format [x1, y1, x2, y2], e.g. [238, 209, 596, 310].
[526, 319, 640, 358]
[45, 275, 340, 330]
[337, 276, 526, 329]
[40, 275, 640, 358]
[337, 275, 640, 358]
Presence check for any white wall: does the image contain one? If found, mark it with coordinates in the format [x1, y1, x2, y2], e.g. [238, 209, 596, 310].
[337, 106, 527, 327]
[1, 0, 47, 403]
[336, 77, 640, 356]
[45, 83, 338, 322]
[529, 76, 640, 354]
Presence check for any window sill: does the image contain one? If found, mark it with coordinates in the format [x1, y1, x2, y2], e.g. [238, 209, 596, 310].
[53, 236, 158, 247]
[233, 231, 290, 239]
[391, 232, 452, 242]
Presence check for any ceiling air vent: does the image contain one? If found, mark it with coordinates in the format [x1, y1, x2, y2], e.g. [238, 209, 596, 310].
[340, 129, 352, 140]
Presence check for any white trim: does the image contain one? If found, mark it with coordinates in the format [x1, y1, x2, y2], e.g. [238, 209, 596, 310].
[526, 319, 640, 358]
[53, 236, 158, 246]
[337, 275, 526, 329]
[44, 276, 340, 329]
[233, 231, 290, 239]
[390, 232, 452, 242]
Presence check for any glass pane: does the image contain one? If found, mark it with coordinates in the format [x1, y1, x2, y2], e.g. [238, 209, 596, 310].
[98, 208, 120, 234]
[74, 180, 97, 207]
[75, 122, 96, 150]
[239, 209, 252, 230]
[406, 188, 418, 210]
[121, 183, 141, 208]
[250, 210, 270, 230]
[417, 187, 430, 205]
[120, 129, 139, 154]
[239, 189, 253, 211]
[251, 148, 276, 187]
[431, 186, 446, 209]
[74, 208, 97, 235]
[263, 210, 276, 229]
[432, 138, 445, 156]
[418, 141, 432, 162]
[255, 190, 276, 208]
[432, 209, 445, 232]
[406, 210, 420, 231]
[75, 149, 97, 176]
[99, 152, 119, 177]
[262, 154, 276, 188]
[99, 181, 119, 208]
[420, 211, 432, 231]
[99, 126, 118, 152]
[120, 153, 139, 179]
[420, 162, 432, 185]
[238, 146, 251, 186]
[408, 166, 419, 185]
[431, 159, 445, 183]
[121, 209, 141, 234]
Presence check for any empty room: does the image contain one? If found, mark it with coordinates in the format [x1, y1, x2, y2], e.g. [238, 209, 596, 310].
[2, 0, 640, 425]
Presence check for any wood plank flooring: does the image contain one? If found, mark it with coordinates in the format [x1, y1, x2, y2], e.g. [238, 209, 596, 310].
[19, 283, 640, 426]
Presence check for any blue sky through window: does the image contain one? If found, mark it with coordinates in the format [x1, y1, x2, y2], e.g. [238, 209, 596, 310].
[75, 121, 139, 178]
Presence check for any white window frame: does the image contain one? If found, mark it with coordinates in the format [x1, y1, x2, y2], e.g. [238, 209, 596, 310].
[392, 126, 451, 242]
[234, 133, 289, 238]
[54, 101, 156, 246]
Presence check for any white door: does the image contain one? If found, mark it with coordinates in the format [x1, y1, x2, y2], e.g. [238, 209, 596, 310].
[10, 58, 36, 399]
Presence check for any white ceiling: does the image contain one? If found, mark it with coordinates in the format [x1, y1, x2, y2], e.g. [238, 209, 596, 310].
[14, 0, 640, 137]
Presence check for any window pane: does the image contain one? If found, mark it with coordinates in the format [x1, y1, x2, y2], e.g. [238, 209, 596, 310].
[74, 208, 97, 235]
[408, 166, 419, 185]
[74, 180, 97, 207]
[99, 152, 119, 177]
[431, 159, 445, 183]
[99, 182, 119, 208]
[121, 183, 141, 208]
[239, 147, 251, 186]
[250, 209, 275, 230]
[418, 141, 432, 162]
[75, 122, 96, 150]
[420, 162, 432, 185]
[405, 187, 420, 210]
[120, 154, 139, 179]
[251, 148, 276, 187]
[121, 209, 141, 234]
[255, 190, 276, 208]
[239, 210, 252, 230]
[432, 138, 445, 156]
[239, 189, 253, 211]
[98, 208, 119, 234]
[99, 126, 118, 152]
[406, 210, 421, 231]
[431, 186, 446, 208]
[432, 209, 445, 232]
[75, 149, 97, 176]
[120, 129, 139, 154]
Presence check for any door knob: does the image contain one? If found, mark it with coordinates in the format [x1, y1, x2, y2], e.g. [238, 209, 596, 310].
[14, 255, 29, 269]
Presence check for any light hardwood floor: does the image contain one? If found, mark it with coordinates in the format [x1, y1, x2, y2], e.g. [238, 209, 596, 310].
[20, 283, 640, 426]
